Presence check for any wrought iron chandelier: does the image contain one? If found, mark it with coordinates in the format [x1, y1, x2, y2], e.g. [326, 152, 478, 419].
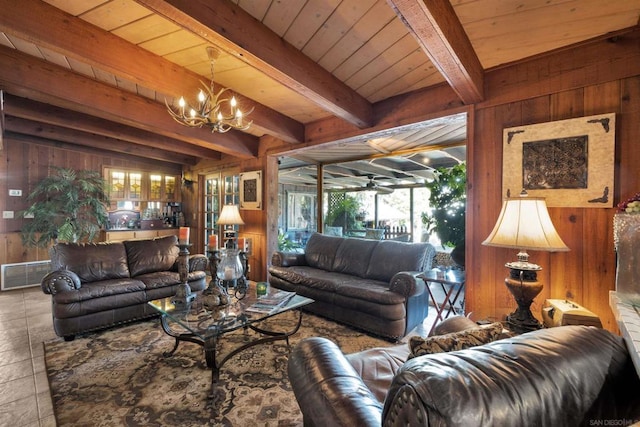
[166, 46, 253, 133]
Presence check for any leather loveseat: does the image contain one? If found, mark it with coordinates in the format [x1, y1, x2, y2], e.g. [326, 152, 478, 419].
[41, 235, 207, 340]
[268, 232, 436, 340]
[288, 316, 640, 426]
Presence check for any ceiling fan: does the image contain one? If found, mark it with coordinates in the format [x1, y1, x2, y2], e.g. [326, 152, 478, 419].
[365, 175, 394, 194]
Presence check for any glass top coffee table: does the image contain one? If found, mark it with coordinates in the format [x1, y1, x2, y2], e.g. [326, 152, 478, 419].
[148, 283, 313, 385]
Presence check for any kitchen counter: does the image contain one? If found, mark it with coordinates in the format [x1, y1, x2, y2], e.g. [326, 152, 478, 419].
[101, 228, 179, 242]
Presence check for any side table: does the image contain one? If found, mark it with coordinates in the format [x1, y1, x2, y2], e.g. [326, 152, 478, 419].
[419, 269, 465, 335]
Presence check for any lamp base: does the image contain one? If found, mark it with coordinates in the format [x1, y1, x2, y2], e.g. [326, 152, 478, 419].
[504, 276, 543, 334]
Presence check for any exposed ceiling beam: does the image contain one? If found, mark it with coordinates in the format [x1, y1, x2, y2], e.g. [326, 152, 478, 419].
[135, 0, 374, 128]
[4, 131, 181, 173]
[4, 116, 197, 165]
[368, 157, 428, 182]
[387, 0, 484, 103]
[0, 0, 303, 144]
[334, 162, 399, 179]
[3, 94, 220, 160]
[0, 45, 259, 159]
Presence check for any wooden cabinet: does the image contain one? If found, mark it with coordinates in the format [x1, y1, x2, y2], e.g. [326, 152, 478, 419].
[105, 168, 179, 203]
[149, 174, 178, 201]
[107, 170, 144, 201]
[102, 229, 178, 242]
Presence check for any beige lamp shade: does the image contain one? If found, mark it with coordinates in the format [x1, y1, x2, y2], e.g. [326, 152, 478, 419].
[217, 204, 245, 226]
[482, 196, 569, 252]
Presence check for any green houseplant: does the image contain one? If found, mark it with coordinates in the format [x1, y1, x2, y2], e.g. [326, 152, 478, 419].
[324, 194, 363, 233]
[21, 167, 110, 247]
[422, 163, 466, 258]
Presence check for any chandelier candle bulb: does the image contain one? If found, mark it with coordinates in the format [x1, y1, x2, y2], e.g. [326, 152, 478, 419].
[179, 227, 190, 245]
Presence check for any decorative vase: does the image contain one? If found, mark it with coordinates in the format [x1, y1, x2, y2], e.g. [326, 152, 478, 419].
[613, 213, 640, 306]
[216, 249, 248, 299]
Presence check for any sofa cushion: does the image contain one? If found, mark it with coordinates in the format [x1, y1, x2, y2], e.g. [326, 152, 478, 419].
[366, 241, 434, 282]
[124, 235, 179, 277]
[304, 233, 344, 271]
[347, 344, 410, 404]
[50, 242, 130, 283]
[408, 322, 504, 358]
[52, 278, 146, 305]
[331, 238, 378, 278]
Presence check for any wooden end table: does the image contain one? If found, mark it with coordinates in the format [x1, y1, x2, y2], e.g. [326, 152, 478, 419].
[419, 269, 466, 335]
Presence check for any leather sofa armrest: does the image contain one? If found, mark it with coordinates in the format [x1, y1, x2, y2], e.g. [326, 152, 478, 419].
[389, 272, 425, 297]
[271, 251, 306, 267]
[188, 254, 208, 272]
[288, 337, 382, 427]
[41, 270, 81, 295]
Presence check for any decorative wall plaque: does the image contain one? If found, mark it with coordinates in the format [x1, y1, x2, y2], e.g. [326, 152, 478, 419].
[239, 170, 262, 210]
[502, 113, 615, 207]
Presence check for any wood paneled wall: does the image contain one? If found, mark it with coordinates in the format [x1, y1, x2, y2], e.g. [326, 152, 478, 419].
[0, 136, 182, 265]
[467, 77, 640, 332]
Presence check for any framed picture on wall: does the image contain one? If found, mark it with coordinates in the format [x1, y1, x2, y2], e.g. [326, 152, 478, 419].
[239, 170, 262, 210]
[502, 113, 615, 208]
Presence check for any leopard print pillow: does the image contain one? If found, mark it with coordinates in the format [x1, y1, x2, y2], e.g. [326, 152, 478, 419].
[408, 322, 504, 359]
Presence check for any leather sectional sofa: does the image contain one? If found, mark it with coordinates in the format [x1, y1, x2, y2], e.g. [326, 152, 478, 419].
[41, 235, 207, 340]
[288, 316, 640, 426]
[268, 232, 436, 340]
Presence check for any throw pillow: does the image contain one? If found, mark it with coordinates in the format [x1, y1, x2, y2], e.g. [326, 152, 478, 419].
[408, 322, 504, 359]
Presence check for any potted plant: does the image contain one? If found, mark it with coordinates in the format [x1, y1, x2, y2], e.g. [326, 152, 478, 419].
[421, 163, 466, 265]
[21, 167, 110, 247]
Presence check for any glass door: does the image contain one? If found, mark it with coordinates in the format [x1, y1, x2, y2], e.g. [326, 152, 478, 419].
[204, 173, 240, 253]
[204, 175, 220, 253]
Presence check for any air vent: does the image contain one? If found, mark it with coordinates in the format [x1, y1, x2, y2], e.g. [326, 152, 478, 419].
[1, 260, 51, 291]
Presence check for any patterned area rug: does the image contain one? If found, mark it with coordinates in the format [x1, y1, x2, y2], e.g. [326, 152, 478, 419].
[44, 311, 396, 426]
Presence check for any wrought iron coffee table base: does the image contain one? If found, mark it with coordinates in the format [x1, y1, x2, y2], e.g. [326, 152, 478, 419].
[158, 309, 305, 384]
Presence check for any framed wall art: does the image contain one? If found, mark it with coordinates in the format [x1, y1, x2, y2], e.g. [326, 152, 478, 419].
[239, 170, 262, 210]
[502, 113, 615, 208]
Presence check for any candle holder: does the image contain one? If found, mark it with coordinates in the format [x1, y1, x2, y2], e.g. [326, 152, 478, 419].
[171, 243, 196, 306]
[208, 248, 249, 299]
[203, 249, 230, 308]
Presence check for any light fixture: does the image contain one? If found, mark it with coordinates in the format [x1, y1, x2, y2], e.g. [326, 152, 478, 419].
[365, 175, 394, 194]
[482, 190, 569, 333]
[217, 204, 245, 249]
[166, 46, 253, 133]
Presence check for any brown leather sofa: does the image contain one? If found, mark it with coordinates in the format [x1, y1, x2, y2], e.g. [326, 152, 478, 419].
[269, 232, 436, 340]
[41, 235, 207, 340]
[288, 317, 640, 426]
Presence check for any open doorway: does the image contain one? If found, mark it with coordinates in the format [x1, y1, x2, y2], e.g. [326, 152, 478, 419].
[276, 112, 467, 251]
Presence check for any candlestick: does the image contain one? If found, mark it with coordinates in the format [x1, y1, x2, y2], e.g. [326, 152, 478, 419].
[179, 227, 190, 244]
[171, 243, 195, 305]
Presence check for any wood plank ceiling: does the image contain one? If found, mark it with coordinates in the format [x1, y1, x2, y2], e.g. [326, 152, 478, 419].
[0, 0, 639, 189]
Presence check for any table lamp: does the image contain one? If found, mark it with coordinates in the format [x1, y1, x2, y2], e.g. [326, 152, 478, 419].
[217, 204, 244, 249]
[482, 191, 569, 333]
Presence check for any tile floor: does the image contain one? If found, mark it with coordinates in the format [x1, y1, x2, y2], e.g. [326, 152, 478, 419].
[0, 286, 57, 427]
[0, 285, 441, 427]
